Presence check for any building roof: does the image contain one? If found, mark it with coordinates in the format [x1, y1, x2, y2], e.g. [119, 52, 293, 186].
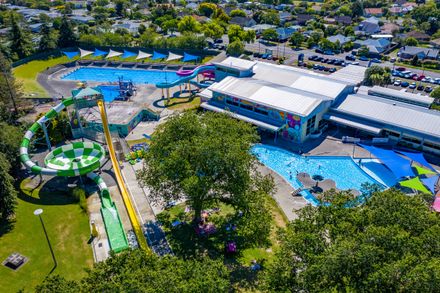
[364, 8, 383, 15]
[367, 86, 434, 107]
[399, 46, 439, 58]
[329, 65, 367, 85]
[332, 94, 440, 141]
[208, 76, 325, 117]
[327, 34, 351, 44]
[406, 30, 430, 40]
[215, 57, 257, 71]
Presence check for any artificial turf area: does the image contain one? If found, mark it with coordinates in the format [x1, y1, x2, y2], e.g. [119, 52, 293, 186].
[0, 178, 93, 292]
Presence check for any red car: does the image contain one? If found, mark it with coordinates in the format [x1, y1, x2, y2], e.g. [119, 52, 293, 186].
[417, 75, 425, 81]
[396, 67, 406, 72]
[412, 75, 419, 81]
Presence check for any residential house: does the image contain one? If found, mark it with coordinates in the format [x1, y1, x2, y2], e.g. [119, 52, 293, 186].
[430, 38, 440, 49]
[402, 2, 417, 12]
[275, 27, 297, 42]
[389, 6, 403, 16]
[230, 16, 257, 27]
[185, 3, 198, 10]
[381, 23, 399, 35]
[405, 31, 430, 42]
[354, 38, 391, 57]
[112, 21, 144, 34]
[335, 16, 352, 25]
[399, 46, 439, 60]
[327, 34, 352, 45]
[279, 11, 293, 24]
[29, 23, 43, 33]
[364, 8, 383, 17]
[248, 24, 276, 35]
[70, 15, 94, 24]
[295, 14, 313, 25]
[356, 17, 381, 35]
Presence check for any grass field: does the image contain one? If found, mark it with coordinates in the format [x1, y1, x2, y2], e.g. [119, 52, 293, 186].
[167, 96, 201, 111]
[13, 56, 71, 98]
[157, 194, 288, 267]
[0, 178, 93, 292]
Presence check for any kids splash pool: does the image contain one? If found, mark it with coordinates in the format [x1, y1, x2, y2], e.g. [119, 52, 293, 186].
[62, 67, 180, 84]
[251, 144, 388, 205]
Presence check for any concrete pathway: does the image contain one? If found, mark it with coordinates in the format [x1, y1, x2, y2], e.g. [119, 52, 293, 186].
[87, 191, 111, 262]
[257, 164, 308, 221]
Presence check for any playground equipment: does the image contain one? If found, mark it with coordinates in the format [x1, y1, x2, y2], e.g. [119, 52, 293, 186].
[20, 90, 148, 252]
[117, 76, 136, 101]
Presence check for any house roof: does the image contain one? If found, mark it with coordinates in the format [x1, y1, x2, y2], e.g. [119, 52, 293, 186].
[406, 30, 430, 40]
[335, 15, 352, 24]
[327, 34, 351, 44]
[364, 8, 383, 14]
[399, 46, 439, 58]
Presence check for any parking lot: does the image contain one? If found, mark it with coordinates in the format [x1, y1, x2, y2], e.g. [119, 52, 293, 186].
[390, 67, 438, 95]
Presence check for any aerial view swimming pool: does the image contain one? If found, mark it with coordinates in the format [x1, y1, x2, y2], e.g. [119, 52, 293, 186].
[251, 144, 390, 205]
[62, 67, 180, 84]
[97, 85, 120, 102]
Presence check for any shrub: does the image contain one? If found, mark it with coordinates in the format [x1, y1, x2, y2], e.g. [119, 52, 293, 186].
[71, 187, 88, 213]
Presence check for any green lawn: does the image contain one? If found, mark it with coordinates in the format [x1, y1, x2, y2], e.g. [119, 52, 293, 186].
[157, 195, 288, 267]
[13, 56, 72, 98]
[167, 96, 201, 111]
[0, 178, 93, 292]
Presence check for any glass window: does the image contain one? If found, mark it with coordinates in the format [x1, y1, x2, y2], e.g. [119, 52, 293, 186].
[306, 115, 316, 135]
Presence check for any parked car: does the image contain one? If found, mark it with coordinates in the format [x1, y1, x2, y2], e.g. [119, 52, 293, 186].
[323, 50, 335, 55]
[393, 80, 401, 86]
[417, 75, 425, 81]
[401, 81, 409, 87]
[359, 56, 369, 61]
[412, 75, 419, 81]
[315, 48, 324, 54]
[390, 57, 396, 63]
[214, 39, 223, 43]
[417, 85, 425, 91]
[396, 67, 406, 72]
[409, 83, 416, 89]
[371, 58, 382, 63]
[425, 86, 433, 93]
[329, 68, 337, 73]
[345, 55, 356, 61]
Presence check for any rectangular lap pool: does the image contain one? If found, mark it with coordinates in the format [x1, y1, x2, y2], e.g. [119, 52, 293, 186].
[62, 67, 180, 84]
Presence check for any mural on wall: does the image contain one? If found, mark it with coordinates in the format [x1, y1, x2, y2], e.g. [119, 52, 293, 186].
[281, 112, 302, 142]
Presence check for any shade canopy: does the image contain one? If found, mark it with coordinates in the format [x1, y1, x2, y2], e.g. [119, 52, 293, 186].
[136, 50, 152, 60]
[73, 87, 102, 99]
[414, 165, 438, 176]
[93, 48, 107, 57]
[421, 176, 439, 194]
[400, 177, 431, 194]
[151, 51, 167, 60]
[359, 144, 414, 179]
[106, 49, 123, 59]
[62, 51, 79, 59]
[166, 52, 183, 62]
[79, 48, 94, 58]
[183, 52, 200, 62]
[122, 50, 137, 59]
[397, 150, 436, 171]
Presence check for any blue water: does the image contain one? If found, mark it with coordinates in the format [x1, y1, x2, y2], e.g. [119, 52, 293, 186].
[62, 67, 180, 84]
[252, 144, 385, 206]
[97, 85, 120, 102]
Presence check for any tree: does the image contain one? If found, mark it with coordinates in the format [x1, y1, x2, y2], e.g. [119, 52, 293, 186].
[177, 16, 201, 34]
[262, 28, 278, 41]
[36, 248, 230, 292]
[0, 51, 22, 120]
[226, 40, 245, 56]
[430, 86, 440, 99]
[290, 31, 304, 48]
[405, 37, 419, 46]
[38, 21, 58, 52]
[58, 14, 77, 48]
[198, 2, 217, 17]
[358, 45, 370, 57]
[8, 12, 33, 60]
[263, 189, 440, 292]
[161, 19, 178, 35]
[364, 66, 391, 86]
[411, 54, 420, 66]
[227, 24, 243, 43]
[115, 0, 127, 17]
[230, 9, 246, 17]
[261, 10, 280, 25]
[202, 21, 225, 40]
[0, 152, 17, 221]
[318, 38, 336, 51]
[138, 112, 261, 220]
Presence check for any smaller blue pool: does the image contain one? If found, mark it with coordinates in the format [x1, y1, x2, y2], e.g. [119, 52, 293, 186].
[98, 85, 120, 102]
[252, 144, 388, 206]
[62, 67, 180, 85]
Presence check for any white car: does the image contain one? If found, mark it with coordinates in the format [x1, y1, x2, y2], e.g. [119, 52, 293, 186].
[394, 80, 401, 86]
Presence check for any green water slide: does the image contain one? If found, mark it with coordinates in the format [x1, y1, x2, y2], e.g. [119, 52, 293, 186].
[20, 95, 129, 252]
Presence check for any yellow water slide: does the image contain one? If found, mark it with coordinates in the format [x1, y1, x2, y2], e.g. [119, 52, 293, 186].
[96, 99, 149, 251]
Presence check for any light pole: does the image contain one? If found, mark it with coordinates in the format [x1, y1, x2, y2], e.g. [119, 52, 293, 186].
[34, 209, 57, 272]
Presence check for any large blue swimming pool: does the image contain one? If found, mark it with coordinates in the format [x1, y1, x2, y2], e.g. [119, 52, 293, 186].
[62, 67, 180, 84]
[252, 144, 389, 205]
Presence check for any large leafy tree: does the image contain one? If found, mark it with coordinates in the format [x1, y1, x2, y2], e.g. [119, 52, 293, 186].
[35, 250, 230, 292]
[58, 14, 78, 48]
[0, 152, 18, 221]
[8, 12, 33, 60]
[202, 21, 225, 40]
[38, 21, 58, 52]
[263, 189, 440, 292]
[0, 51, 22, 121]
[177, 16, 201, 34]
[138, 112, 263, 220]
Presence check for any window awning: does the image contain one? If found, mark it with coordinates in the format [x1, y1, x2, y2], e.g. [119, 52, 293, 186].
[151, 51, 167, 60]
[325, 114, 383, 135]
[183, 52, 200, 62]
[106, 49, 123, 59]
[122, 50, 137, 59]
[399, 177, 431, 194]
[166, 52, 183, 62]
[200, 102, 281, 132]
[421, 175, 439, 194]
[397, 150, 436, 171]
[62, 51, 79, 59]
[93, 48, 107, 57]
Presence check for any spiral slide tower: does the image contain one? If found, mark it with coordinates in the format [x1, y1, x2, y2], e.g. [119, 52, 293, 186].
[20, 96, 147, 252]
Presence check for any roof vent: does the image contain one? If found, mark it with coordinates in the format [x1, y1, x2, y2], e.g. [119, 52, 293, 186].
[393, 103, 396, 106]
